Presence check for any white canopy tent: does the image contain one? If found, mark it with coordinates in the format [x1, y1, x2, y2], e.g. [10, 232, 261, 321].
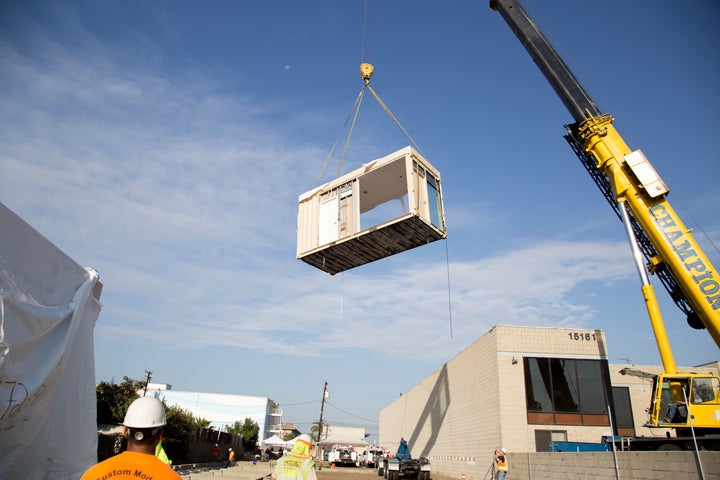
[262, 435, 292, 448]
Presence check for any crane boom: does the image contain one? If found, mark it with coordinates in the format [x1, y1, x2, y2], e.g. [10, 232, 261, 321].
[490, 0, 720, 349]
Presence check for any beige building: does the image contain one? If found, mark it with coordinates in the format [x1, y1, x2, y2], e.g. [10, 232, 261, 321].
[378, 325, 718, 479]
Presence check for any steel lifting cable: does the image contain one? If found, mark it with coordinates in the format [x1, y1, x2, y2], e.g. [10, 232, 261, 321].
[314, 0, 425, 184]
[313, 64, 428, 187]
[365, 83, 426, 157]
[361, 0, 376, 65]
[312, 0, 374, 188]
[311, 88, 367, 188]
[313, 2, 454, 340]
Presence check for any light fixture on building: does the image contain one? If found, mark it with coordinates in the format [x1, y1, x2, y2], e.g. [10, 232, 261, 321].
[512, 357, 518, 365]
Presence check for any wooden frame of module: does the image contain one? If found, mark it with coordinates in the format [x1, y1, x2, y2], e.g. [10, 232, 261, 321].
[297, 146, 447, 275]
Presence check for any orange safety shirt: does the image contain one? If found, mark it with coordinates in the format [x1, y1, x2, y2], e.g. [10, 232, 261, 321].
[81, 451, 182, 480]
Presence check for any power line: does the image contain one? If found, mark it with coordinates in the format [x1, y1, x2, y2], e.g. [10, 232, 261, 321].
[281, 400, 319, 407]
[325, 400, 378, 423]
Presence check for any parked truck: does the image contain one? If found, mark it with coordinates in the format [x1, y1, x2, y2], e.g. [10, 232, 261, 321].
[378, 438, 430, 480]
[362, 446, 386, 468]
[328, 445, 359, 467]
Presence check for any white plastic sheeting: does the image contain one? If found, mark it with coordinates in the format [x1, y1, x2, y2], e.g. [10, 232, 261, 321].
[318, 425, 368, 446]
[158, 389, 275, 436]
[0, 203, 102, 479]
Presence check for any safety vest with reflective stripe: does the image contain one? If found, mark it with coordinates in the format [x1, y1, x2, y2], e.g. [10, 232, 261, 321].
[496, 455, 508, 472]
[274, 454, 315, 480]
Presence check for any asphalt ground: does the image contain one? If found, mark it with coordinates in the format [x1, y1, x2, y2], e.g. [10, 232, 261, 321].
[178, 460, 273, 480]
[178, 461, 454, 480]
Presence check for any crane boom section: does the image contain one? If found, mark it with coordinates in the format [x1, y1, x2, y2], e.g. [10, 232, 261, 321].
[577, 118, 720, 347]
[491, 0, 720, 349]
[489, 0, 599, 123]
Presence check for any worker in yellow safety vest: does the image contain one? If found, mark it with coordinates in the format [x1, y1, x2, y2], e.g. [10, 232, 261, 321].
[271, 434, 317, 480]
[494, 447, 508, 480]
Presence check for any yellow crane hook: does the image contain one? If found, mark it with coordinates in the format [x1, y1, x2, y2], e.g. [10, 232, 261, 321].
[360, 63, 374, 85]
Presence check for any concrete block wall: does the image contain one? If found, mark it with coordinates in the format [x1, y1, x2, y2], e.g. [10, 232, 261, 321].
[379, 326, 720, 480]
[379, 328, 501, 478]
[495, 326, 612, 451]
[379, 326, 620, 480]
[502, 451, 720, 480]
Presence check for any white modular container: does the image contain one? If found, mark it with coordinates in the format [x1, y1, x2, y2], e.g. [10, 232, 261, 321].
[297, 146, 447, 274]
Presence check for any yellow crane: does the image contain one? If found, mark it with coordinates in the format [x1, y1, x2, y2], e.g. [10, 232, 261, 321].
[491, 0, 720, 448]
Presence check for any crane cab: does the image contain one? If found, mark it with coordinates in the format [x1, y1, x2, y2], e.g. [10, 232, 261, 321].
[649, 373, 720, 433]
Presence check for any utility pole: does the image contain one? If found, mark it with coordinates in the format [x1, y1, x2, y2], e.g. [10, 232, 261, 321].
[143, 370, 152, 397]
[317, 381, 328, 446]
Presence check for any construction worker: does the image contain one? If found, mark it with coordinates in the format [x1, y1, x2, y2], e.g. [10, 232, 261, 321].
[81, 397, 181, 480]
[270, 434, 317, 480]
[494, 447, 508, 480]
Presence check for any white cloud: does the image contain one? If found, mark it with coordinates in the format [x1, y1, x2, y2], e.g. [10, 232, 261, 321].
[0, 7, 694, 374]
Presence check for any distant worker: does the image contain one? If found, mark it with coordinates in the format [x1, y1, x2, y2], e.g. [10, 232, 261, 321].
[494, 448, 508, 480]
[227, 447, 236, 466]
[156, 439, 172, 465]
[212, 443, 220, 461]
[81, 396, 181, 480]
[270, 434, 317, 480]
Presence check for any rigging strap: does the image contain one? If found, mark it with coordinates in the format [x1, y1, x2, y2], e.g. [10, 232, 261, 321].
[314, 63, 426, 186]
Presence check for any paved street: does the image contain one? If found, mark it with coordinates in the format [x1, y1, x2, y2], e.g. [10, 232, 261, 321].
[178, 461, 458, 480]
[179, 461, 383, 480]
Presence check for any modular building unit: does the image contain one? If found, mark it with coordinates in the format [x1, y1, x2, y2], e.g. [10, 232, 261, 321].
[297, 146, 447, 275]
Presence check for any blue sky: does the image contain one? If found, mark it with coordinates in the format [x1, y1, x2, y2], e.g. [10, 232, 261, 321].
[1, 0, 718, 441]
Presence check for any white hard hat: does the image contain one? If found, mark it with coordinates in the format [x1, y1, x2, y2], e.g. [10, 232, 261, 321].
[297, 434, 313, 445]
[500, 448, 507, 453]
[123, 397, 167, 428]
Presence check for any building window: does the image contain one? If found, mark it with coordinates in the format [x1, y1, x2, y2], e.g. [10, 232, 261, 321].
[612, 386, 635, 436]
[426, 173, 443, 231]
[535, 430, 567, 452]
[524, 357, 611, 426]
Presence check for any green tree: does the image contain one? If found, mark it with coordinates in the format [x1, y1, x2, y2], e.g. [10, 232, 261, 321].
[309, 424, 320, 443]
[95, 377, 146, 424]
[196, 417, 211, 429]
[225, 420, 243, 435]
[239, 417, 259, 453]
[163, 404, 197, 463]
[94, 375, 209, 464]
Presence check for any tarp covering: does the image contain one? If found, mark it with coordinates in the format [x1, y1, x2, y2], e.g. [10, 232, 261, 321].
[396, 438, 411, 459]
[0, 202, 102, 479]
